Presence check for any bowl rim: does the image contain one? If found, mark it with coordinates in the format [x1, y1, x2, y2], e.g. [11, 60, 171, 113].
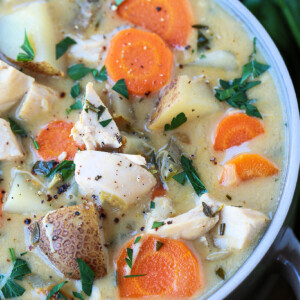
[206, 0, 300, 299]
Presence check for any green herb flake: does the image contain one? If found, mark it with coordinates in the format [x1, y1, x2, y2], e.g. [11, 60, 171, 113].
[46, 281, 68, 300]
[124, 274, 147, 278]
[125, 248, 133, 269]
[100, 119, 112, 127]
[67, 100, 83, 114]
[73, 291, 84, 300]
[150, 201, 155, 209]
[46, 160, 75, 181]
[10, 258, 31, 280]
[156, 241, 164, 251]
[8, 118, 27, 137]
[77, 258, 95, 296]
[92, 66, 108, 82]
[151, 221, 164, 229]
[164, 112, 187, 131]
[17, 31, 34, 62]
[32, 160, 57, 176]
[1, 278, 26, 298]
[202, 202, 213, 218]
[172, 171, 187, 185]
[216, 267, 225, 280]
[20, 252, 28, 257]
[241, 60, 270, 83]
[115, 0, 125, 5]
[71, 83, 81, 99]
[56, 37, 76, 60]
[220, 223, 226, 236]
[9, 248, 16, 263]
[31, 137, 40, 150]
[180, 155, 207, 196]
[134, 236, 141, 244]
[192, 25, 209, 50]
[68, 64, 92, 80]
[112, 79, 129, 99]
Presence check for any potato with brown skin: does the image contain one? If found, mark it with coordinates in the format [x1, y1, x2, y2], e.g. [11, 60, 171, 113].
[29, 203, 107, 279]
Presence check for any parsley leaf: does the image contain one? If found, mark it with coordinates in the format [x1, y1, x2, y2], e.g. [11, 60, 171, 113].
[17, 31, 34, 62]
[150, 201, 155, 209]
[99, 119, 112, 127]
[46, 160, 75, 181]
[92, 66, 107, 82]
[77, 258, 95, 296]
[32, 160, 57, 176]
[67, 100, 83, 114]
[56, 37, 76, 59]
[112, 79, 129, 99]
[192, 24, 209, 50]
[1, 278, 25, 298]
[164, 112, 187, 131]
[172, 171, 187, 185]
[134, 236, 141, 244]
[9, 248, 16, 263]
[46, 281, 68, 300]
[246, 103, 262, 119]
[151, 221, 164, 229]
[10, 259, 31, 280]
[68, 64, 92, 80]
[124, 274, 147, 278]
[180, 155, 206, 196]
[125, 248, 133, 269]
[216, 267, 225, 280]
[71, 83, 81, 99]
[202, 202, 213, 218]
[31, 137, 40, 150]
[8, 118, 27, 137]
[73, 291, 84, 300]
[241, 60, 270, 83]
[156, 241, 164, 251]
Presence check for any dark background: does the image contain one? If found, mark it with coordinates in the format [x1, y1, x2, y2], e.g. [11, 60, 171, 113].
[240, 1, 299, 299]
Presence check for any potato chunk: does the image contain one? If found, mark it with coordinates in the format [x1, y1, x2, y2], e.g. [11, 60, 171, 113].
[0, 118, 24, 160]
[17, 83, 58, 121]
[29, 203, 108, 279]
[0, 60, 34, 114]
[71, 82, 122, 150]
[0, 2, 65, 76]
[149, 75, 219, 130]
[74, 150, 156, 209]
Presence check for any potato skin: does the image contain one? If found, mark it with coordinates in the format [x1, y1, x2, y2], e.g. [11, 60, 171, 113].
[29, 202, 107, 279]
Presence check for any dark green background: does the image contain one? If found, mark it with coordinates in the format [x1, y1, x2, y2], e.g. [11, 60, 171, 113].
[240, 1, 299, 299]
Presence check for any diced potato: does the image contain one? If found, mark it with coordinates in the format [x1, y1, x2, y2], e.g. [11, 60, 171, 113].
[149, 75, 220, 131]
[0, 118, 24, 160]
[0, 2, 65, 76]
[3, 173, 51, 213]
[0, 60, 34, 114]
[17, 83, 58, 121]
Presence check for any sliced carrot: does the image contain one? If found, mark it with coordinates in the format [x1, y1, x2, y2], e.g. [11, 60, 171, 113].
[220, 153, 279, 186]
[116, 234, 203, 298]
[151, 180, 167, 200]
[37, 121, 83, 161]
[105, 28, 173, 96]
[117, 0, 193, 47]
[214, 113, 264, 151]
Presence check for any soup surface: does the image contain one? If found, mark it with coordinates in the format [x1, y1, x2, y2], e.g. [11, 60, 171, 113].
[0, 0, 286, 299]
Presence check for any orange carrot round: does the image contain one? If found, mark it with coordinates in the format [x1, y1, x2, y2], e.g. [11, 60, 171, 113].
[116, 234, 203, 298]
[37, 121, 83, 161]
[214, 113, 264, 151]
[105, 28, 173, 96]
[220, 153, 279, 186]
[117, 0, 193, 47]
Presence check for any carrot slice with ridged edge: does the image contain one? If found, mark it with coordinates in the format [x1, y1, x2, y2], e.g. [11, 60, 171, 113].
[219, 153, 279, 186]
[116, 234, 203, 298]
[105, 28, 173, 96]
[37, 121, 84, 161]
[214, 113, 264, 151]
[117, 0, 194, 48]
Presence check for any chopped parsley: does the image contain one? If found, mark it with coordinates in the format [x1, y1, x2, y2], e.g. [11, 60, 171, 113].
[92, 66, 107, 82]
[68, 64, 92, 80]
[150, 201, 155, 209]
[164, 112, 187, 131]
[46, 281, 68, 300]
[99, 118, 112, 127]
[32, 160, 57, 176]
[202, 202, 213, 218]
[31, 137, 40, 150]
[172, 171, 187, 185]
[70, 83, 81, 99]
[192, 24, 209, 50]
[67, 100, 83, 114]
[77, 258, 95, 296]
[220, 223, 226, 236]
[9, 248, 16, 263]
[112, 79, 129, 99]
[1, 278, 26, 298]
[124, 274, 147, 278]
[56, 37, 76, 59]
[73, 291, 84, 300]
[17, 31, 34, 62]
[125, 248, 133, 269]
[46, 160, 75, 181]
[151, 221, 164, 229]
[85, 100, 106, 120]
[216, 267, 225, 280]
[8, 118, 27, 137]
[134, 236, 141, 244]
[180, 155, 207, 196]
[156, 241, 164, 251]
[10, 258, 31, 280]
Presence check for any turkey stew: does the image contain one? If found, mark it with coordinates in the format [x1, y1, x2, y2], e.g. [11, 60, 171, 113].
[0, 0, 285, 299]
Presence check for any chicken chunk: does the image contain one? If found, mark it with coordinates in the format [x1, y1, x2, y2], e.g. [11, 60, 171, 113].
[0, 60, 34, 114]
[71, 82, 122, 150]
[0, 118, 24, 160]
[28, 202, 108, 279]
[149, 75, 220, 131]
[198, 193, 269, 250]
[74, 150, 156, 209]
[17, 83, 58, 121]
[147, 201, 220, 240]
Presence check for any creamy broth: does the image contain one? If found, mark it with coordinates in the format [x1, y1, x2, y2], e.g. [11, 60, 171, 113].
[0, 0, 285, 299]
